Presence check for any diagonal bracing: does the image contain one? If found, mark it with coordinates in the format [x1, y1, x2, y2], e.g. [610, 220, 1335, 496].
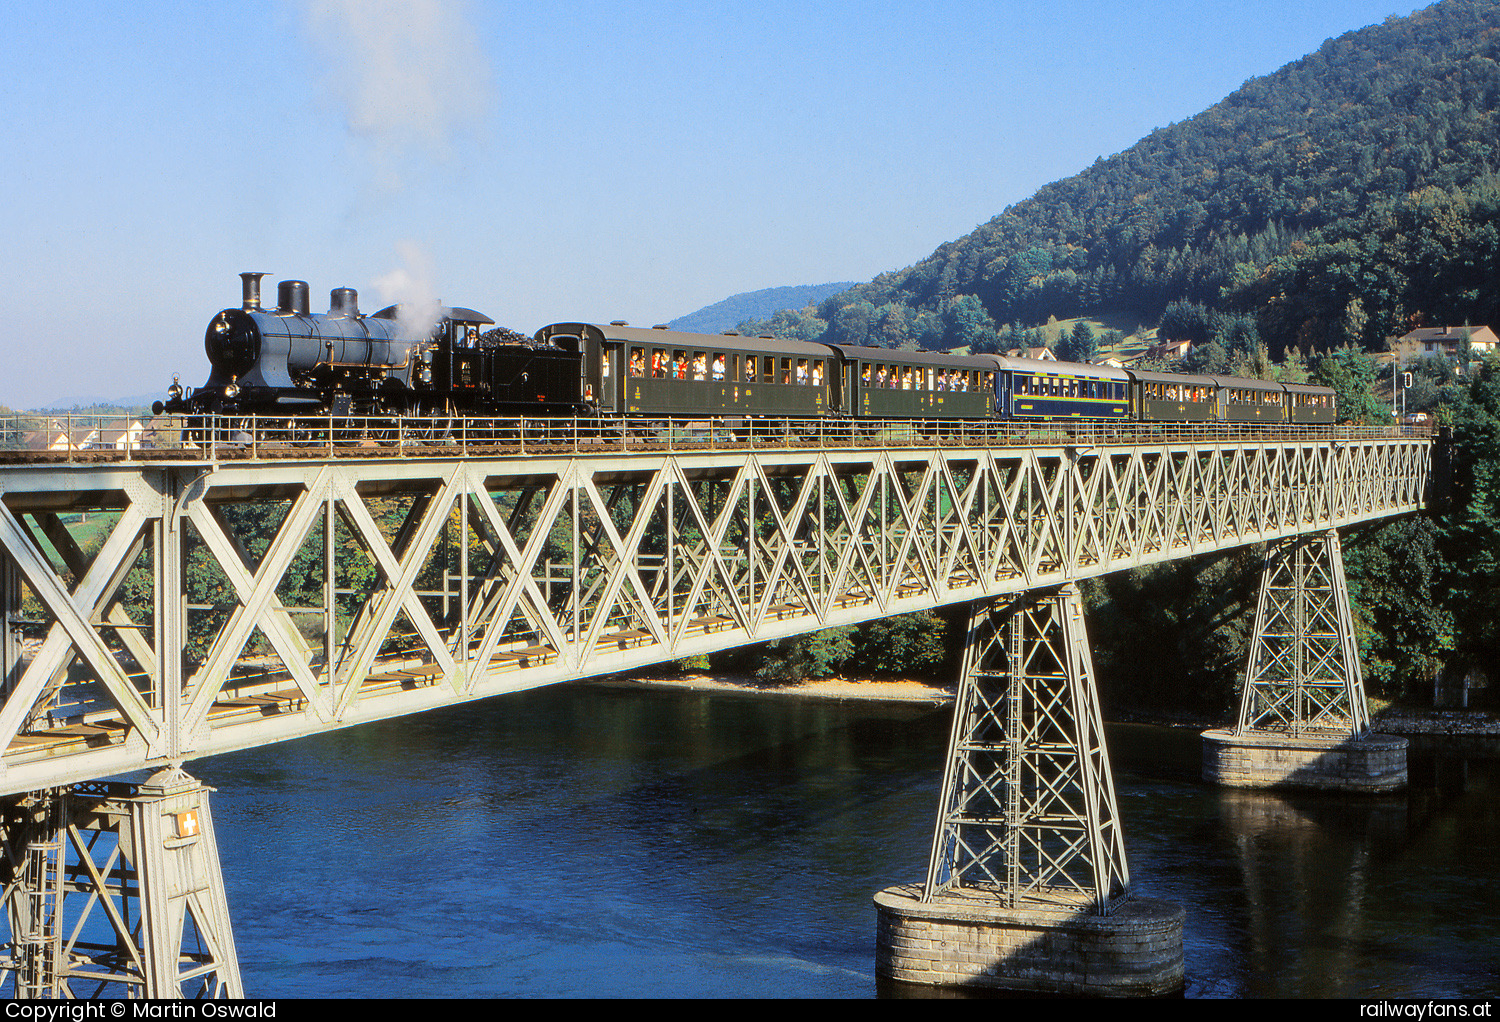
[0, 432, 1428, 792]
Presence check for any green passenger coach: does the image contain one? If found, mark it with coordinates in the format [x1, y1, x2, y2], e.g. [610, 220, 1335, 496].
[829, 345, 1000, 420]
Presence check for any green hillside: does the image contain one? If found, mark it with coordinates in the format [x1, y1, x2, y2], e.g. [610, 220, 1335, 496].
[742, 0, 1500, 360]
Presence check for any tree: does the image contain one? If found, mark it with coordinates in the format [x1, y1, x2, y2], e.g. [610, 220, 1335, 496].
[1059, 321, 1098, 363]
[1343, 518, 1454, 699]
[1158, 300, 1215, 346]
[942, 295, 999, 352]
[1436, 352, 1500, 685]
[1311, 345, 1386, 422]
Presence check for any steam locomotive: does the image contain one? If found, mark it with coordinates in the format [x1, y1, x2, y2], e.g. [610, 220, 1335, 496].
[154, 273, 582, 420]
[155, 273, 1337, 431]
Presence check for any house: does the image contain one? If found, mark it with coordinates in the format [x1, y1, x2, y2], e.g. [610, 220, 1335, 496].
[1397, 325, 1498, 364]
[1004, 347, 1056, 361]
[85, 419, 145, 451]
[1144, 337, 1193, 362]
[21, 420, 96, 452]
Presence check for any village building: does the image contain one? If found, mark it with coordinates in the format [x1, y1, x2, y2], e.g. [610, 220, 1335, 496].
[1396, 324, 1498, 368]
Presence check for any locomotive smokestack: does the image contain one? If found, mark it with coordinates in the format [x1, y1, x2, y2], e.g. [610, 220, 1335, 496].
[329, 287, 359, 318]
[277, 280, 311, 316]
[240, 272, 269, 311]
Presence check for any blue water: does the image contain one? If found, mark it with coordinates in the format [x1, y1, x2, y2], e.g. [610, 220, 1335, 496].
[186, 683, 1498, 998]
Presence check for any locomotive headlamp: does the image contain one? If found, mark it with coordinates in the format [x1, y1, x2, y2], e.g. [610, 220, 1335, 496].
[168, 376, 183, 400]
[225, 383, 240, 399]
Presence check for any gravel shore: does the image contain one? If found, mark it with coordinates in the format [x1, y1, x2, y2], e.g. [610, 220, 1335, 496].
[608, 672, 1500, 736]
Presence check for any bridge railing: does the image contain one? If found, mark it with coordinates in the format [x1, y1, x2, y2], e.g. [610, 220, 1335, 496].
[0, 412, 1435, 462]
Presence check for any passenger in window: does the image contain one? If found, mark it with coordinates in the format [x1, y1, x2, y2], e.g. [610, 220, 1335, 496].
[712, 355, 725, 380]
[630, 349, 645, 378]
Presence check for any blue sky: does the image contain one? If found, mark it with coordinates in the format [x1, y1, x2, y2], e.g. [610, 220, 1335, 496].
[1, 0, 1427, 408]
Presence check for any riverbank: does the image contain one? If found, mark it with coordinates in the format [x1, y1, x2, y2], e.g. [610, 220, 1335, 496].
[604, 671, 1500, 738]
[604, 671, 955, 705]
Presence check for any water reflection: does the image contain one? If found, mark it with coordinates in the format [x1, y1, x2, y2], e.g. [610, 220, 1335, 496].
[184, 684, 1496, 998]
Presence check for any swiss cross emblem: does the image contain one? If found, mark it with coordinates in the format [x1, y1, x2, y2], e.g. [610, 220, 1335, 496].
[175, 811, 200, 838]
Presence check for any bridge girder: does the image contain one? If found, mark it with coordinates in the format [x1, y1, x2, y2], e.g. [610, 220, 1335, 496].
[0, 434, 1429, 794]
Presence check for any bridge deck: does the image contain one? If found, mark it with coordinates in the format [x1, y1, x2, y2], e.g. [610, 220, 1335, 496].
[0, 424, 1432, 794]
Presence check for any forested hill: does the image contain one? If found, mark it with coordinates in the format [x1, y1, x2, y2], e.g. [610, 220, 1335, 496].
[747, 0, 1500, 358]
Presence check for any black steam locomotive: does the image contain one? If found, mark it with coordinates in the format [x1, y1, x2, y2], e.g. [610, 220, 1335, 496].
[157, 273, 1337, 432]
[154, 273, 584, 421]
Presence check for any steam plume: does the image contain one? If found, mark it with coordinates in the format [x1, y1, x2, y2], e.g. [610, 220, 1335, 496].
[301, 0, 493, 179]
[374, 241, 445, 338]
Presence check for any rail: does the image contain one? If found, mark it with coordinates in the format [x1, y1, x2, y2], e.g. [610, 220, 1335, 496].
[0, 412, 1437, 464]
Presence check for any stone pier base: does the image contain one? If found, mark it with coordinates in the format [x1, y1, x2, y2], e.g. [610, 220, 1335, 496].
[874, 885, 1184, 996]
[1201, 728, 1407, 792]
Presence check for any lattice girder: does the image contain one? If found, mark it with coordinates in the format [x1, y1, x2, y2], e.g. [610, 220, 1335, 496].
[0, 433, 1428, 793]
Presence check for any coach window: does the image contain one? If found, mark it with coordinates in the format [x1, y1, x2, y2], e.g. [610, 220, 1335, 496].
[629, 347, 645, 378]
[813, 360, 824, 386]
[651, 349, 667, 378]
[745, 356, 757, 381]
[796, 359, 808, 384]
[727, 355, 738, 380]
[780, 358, 791, 384]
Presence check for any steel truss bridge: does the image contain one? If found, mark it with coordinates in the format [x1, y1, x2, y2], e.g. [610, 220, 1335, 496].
[0, 416, 1432, 996]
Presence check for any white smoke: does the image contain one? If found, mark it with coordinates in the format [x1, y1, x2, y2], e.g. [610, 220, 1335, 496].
[300, 0, 494, 183]
[373, 241, 445, 338]
[299, 2, 492, 335]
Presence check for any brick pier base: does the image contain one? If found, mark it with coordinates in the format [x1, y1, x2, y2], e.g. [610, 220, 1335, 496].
[874, 885, 1184, 996]
[1201, 728, 1408, 792]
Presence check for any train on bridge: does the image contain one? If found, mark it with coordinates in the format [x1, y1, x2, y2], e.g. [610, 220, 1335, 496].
[154, 273, 1337, 433]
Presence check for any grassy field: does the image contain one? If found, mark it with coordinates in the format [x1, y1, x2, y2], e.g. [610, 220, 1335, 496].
[33, 512, 120, 571]
[1045, 312, 1157, 362]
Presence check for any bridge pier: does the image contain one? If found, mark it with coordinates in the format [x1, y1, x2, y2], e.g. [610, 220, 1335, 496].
[1203, 529, 1407, 792]
[876, 587, 1184, 995]
[0, 767, 242, 998]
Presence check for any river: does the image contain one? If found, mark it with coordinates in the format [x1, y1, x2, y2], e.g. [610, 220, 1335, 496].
[185, 681, 1497, 998]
